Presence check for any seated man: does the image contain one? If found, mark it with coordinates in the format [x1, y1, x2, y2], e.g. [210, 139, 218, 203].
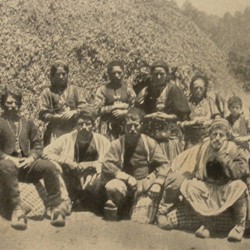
[102, 107, 170, 222]
[158, 118, 249, 242]
[0, 87, 66, 230]
[43, 109, 110, 212]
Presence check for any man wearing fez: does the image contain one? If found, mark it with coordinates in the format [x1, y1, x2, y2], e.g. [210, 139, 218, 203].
[0, 87, 66, 230]
[39, 60, 86, 145]
[102, 107, 170, 222]
[158, 118, 249, 242]
[43, 108, 110, 212]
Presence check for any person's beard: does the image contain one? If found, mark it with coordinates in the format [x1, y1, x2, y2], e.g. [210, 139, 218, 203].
[52, 79, 68, 91]
[77, 129, 93, 147]
[125, 132, 140, 147]
[3, 106, 19, 118]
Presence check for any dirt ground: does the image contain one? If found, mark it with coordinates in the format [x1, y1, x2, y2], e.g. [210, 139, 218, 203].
[1, 211, 250, 250]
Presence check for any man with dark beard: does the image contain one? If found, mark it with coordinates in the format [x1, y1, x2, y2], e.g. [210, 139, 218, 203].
[39, 60, 86, 145]
[102, 107, 170, 222]
[43, 109, 110, 212]
[0, 87, 66, 230]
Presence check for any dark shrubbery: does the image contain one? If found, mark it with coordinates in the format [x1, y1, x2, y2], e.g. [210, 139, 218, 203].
[0, 0, 239, 120]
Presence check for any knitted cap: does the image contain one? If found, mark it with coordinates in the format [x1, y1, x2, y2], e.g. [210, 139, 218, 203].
[210, 118, 230, 133]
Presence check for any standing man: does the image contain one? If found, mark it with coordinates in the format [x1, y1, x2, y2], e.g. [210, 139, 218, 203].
[0, 87, 66, 230]
[136, 62, 190, 162]
[43, 109, 110, 212]
[102, 107, 170, 222]
[95, 60, 136, 141]
[39, 60, 86, 145]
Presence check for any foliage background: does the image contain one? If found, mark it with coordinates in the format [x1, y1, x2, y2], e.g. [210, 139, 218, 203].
[180, 0, 250, 88]
[0, 0, 244, 120]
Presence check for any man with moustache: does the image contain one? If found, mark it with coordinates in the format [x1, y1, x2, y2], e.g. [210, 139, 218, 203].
[43, 109, 110, 211]
[0, 87, 66, 230]
[102, 107, 170, 222]
[158, 118, 249, 242]
[39, 60, 86, 145]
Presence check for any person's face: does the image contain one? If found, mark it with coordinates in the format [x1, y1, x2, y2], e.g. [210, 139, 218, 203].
[3, 95, 20, 113]
[152, 67, 167, 86]
[192, 79, 206, 99]
[229, 103, 241, 117]
[109, 66, 124, 84]
[210, 128, 227, 151]
[52, 66, 68, 87]
[77, 117, 93, 135]
[125, 118, 142, 136]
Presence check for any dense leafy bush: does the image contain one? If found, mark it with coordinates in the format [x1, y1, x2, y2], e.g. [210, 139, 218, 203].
[0, 0, 241, 120]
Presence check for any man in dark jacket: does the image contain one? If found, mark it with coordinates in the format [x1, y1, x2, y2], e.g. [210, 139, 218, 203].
[0, 87, 66, 230]
[102, 107, 170, 222]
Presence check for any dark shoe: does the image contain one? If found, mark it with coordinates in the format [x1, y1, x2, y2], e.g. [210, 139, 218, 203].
[104, 200, 118, 221]
[51, 208, 65, 227]
[195, 225, 210, 238]
[11, 208, 27, 230]
[227, 225, 245, 242]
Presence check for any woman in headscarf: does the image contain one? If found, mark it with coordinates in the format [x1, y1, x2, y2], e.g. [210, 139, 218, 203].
[180, 75, 220, 149]
[95, 60, 136, 141]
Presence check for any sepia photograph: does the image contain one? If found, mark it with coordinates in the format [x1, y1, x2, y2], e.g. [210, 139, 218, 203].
[1, 0, 250, 249]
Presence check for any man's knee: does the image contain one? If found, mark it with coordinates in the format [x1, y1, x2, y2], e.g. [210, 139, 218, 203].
[34, 159, 58, 174]
[0, 160, 17, 176]
[105, 179, 127, 205]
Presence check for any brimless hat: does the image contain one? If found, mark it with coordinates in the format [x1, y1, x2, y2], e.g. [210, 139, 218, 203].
[210, 118, 230, 133]
[151, 61, 169, 74]
[227, 96, 242, 108]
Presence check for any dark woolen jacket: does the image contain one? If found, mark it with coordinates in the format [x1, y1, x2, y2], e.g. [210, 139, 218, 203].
[0, 116, 43, 160]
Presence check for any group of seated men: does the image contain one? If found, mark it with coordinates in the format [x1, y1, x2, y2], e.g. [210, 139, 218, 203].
[0, 59, 250, 243]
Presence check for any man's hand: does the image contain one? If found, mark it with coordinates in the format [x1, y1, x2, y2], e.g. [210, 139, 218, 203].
[164, 172, 186, 190]
[155, 112, 177, 121]
[148, 183, 162, 199]
[112, 109, 127, 118]
[6, 156, 20, 168]
[19, 157, 35, 169]
[193, 117, 206, 125]
[113, 102, 128, 110]
[64, 158, 78, 170]
[127, 176, 137, 191]
[78, 163, 96, 175]
[61, 110, 77, 120]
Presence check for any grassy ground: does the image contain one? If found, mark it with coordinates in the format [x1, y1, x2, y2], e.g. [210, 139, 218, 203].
[1, 211, 250, 250]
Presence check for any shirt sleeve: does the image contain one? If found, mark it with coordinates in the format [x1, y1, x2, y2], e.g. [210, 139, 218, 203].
[28, 120, 43, 160]
[38, 89, 54, 122]
[102, 139, 123, 180]
[42, 136, 66, 164]
[147, 137, 171, 186]
[165, 84, 191, 120]
[0, 121, 7, 160]
[127, 87, 136, 106]
[217, 142, 249, 180]
[207, 97, 220, 119]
